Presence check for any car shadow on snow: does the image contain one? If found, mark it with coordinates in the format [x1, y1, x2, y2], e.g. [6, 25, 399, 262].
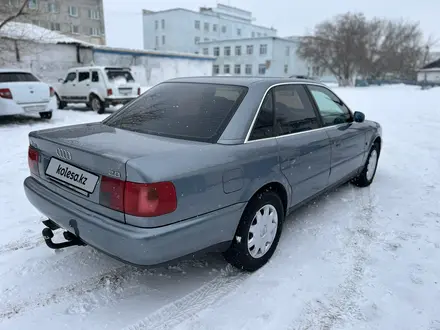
[0, 115, 51, 127]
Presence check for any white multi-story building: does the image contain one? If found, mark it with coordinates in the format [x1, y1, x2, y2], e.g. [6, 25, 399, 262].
[142, 4, 276, 53]
[198, 36, 309, 77]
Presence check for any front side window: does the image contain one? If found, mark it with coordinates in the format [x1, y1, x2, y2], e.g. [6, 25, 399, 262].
[78, 71, 90, 82]
[307, 85, 352, 126]
[91, 71, 99, 82]
[273, 85, 319, 136]
[103, 82, 248, 143]
[249, 91, 274, 141]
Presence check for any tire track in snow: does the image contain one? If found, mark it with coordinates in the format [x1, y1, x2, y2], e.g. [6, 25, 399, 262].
[123, 265, 249, 330]
[0, 234, 44, 256]
[289, 186, 378, 329]
[0, 264, 155, 321]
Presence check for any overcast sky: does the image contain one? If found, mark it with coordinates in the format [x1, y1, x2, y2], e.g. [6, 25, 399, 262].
[103, 0, 438, 50]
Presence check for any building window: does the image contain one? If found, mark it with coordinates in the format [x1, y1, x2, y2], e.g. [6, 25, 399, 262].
[251, 32, 255, 38]
[204, 38, 209, 42]
[204, 22, 209, 32]
[70, 24, 79, 34]
[161, 19, 165, 29]
[213, 65, 219, 75]
[260, 44, 267, 55]
[234, 64, 241, 75]
[194, 37, 200, 44]
[213, 47, 220, 56]
[222, 25, 226, 33]
[213, 24, 218, 32]
[284, 65, 288, 74]
[235, 46, 241, 56]
[245, 64, 252, 75]
[264, 33, 267, 36]
[257, 32, 261, 37]
[285, 46, 290, 56]
[50, 22, 60, 31]
[258, 64, 266, 75]
[89, 27, 100, 36]
[155, 36, 159, 47]
[224, 46, 231, 56]
[68, 6, 78, 17]
[88, 9, 100, 20]
[28, 0, 38, 9]
[246, 45, 253, 55]
[162, 35, 165, 45]
[237, 28, 241, 36]
[46, 3, 59, 13]
[195, 20, 200, 29]
[224, 65, 230, 74]
[203, 48, 209, 55]
[155, 20, 158, 30]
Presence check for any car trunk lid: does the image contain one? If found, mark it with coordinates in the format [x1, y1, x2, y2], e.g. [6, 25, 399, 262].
[7, 82, 50, 105]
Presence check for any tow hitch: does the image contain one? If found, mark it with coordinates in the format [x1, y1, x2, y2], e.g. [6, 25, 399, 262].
[42, 219, 86, 250]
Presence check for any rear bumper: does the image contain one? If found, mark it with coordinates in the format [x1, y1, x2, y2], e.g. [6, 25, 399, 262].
[105, 97, 137, 105]
[0, 97, 56, 116]
[24, 176, 244, 265]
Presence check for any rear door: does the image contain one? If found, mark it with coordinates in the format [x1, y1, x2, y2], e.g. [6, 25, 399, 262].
[273, 84, 331, 206]
[0, 71, 49, 105]
[306, 84, 367, 185]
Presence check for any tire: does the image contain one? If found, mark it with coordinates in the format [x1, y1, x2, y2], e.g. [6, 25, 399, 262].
[90, 94, 105, 114]
[56, 94, 67, 110]
[223, 191, 284, 272]
[39, 111, 52, 120]
[352, 142, 380, 187]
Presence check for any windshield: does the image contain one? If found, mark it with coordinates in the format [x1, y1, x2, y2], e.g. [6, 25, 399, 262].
[106, 70, 135, 83]
[103, 82, 248, 143]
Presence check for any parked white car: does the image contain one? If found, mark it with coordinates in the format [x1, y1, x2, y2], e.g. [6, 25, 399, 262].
[54, 66, 141, 114]
[0, 69, 56, 119]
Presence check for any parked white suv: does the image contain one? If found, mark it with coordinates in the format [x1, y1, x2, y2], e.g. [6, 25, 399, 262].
[55, 66, 141, 114]
[0, 69, 56, 119]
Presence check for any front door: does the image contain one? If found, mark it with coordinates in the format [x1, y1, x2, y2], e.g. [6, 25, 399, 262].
[76, 70, 91, 102]
[59, 71, 77, 102]
[306, 85, 367, 185]
[273, 84, 332, 206]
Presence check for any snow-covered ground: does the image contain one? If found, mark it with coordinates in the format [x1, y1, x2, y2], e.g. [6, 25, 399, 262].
[1, 85, 439, 330]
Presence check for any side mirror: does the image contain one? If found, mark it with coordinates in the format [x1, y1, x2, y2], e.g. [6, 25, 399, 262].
[353, 111, 365, 123]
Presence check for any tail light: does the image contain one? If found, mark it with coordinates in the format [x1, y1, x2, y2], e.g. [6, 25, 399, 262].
[49, 87, 55, 97]
[137, 88, 141, 96]
[0, 88, 12, 99]
[99, 177, 177, 217]
[107, 89, 113, 96]
[28, 146, 39, 175]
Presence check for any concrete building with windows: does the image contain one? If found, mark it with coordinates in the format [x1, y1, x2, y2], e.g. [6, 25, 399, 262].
[198, 36, 309, 77]
[142, 3, 276, 53]
[7, 0, 106, 45]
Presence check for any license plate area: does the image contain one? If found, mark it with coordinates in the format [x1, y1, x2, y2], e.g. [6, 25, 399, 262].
[45, 158, 99, 194]
[24, 105, 46, 112]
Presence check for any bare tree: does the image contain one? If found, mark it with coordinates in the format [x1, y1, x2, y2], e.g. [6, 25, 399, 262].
[297, 12, 426, 84]
[297, 13, 369, 86]
[0, 0, 30, 31]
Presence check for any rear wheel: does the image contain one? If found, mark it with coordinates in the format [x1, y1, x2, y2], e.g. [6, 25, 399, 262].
[352, 142, 380, 187]
[90, 94, 105, 114]
[223, 191, 284, 272]
[39, 111, 52, 120]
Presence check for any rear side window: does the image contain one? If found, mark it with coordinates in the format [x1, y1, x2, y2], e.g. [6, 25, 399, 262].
[273, 85, 319, 136]
[0, 72, 39, 82]
[249, 91, 274, 141]
[103, 82, 248, 143]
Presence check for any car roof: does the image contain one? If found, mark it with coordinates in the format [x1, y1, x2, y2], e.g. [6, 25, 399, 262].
[0, 68, 32, 73]
[165, 76, 325, 88]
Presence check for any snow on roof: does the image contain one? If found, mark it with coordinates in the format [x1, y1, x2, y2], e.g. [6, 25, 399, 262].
[0, 22, 92, 46]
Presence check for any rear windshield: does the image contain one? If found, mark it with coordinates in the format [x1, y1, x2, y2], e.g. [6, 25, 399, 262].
[103, 82, 248, 143]
[0, 72, 39, 82]
[106, 70, 135, 83]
